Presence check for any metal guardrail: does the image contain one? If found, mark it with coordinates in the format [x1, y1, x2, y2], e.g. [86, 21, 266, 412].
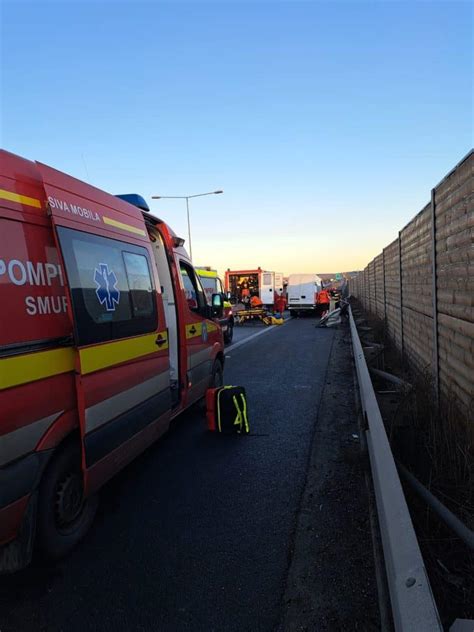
[348, 305, 443, 631]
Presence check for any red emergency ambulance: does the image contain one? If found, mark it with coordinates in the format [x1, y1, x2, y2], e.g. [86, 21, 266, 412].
[0, 150, 225, 572]
[195, 267, 234, 343]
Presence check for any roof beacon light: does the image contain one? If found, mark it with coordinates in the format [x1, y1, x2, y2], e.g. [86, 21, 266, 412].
[115, 194, 150, 212]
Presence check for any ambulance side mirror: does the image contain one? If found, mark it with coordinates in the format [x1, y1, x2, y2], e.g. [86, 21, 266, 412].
[211, 293, 223, 318]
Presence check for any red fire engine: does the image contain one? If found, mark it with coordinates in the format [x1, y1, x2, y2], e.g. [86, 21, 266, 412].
[0, 150, 225, 572]
[224, 268, 284, 307]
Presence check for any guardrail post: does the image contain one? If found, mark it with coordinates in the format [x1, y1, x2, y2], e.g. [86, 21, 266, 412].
[430, 187, 440, 402]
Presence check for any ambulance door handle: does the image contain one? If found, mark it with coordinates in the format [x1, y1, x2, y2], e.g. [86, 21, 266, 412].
[155, 333, 166, 348]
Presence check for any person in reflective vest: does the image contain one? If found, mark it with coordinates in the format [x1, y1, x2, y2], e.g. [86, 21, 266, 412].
[241, 283, 250, 309]
[274, 290, 286, 315]
[250, 294, 263, 308]
[317, 288, 330, 316]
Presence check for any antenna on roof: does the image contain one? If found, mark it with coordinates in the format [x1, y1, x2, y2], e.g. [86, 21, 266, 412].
[81, 153, 90, 180]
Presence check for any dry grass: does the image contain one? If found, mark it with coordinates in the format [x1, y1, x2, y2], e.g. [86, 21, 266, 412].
[350, 298, 474, 622]
[408, 372, 474, 527]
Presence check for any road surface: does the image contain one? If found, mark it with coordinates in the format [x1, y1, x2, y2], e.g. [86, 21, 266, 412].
[1, 318, 378, 631]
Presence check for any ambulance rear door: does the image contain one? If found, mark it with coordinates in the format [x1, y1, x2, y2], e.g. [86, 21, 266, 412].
[260, 271, 275, 305]
[37, 162, 171, 492]
[274, 273, 284, 294]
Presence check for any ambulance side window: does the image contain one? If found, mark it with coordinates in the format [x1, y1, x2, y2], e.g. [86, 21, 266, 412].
[57, 227, 157, 345]
[123, 252, 154, 318]
[179, 261, 205, 313]
[199, 276, 216, 306]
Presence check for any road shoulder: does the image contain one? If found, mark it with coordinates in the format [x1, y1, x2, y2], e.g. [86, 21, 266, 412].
[277, 322, 379, 631]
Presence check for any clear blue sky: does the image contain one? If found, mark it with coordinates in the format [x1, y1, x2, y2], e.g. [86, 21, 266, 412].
[1, 1, 472, 275]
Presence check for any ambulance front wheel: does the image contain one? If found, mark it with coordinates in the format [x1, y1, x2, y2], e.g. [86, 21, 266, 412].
[224, 320, 234, 344]
[36, 442, 98, 560]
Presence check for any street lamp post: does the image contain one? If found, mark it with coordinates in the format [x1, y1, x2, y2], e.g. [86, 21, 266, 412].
[151, 190, 223, 261]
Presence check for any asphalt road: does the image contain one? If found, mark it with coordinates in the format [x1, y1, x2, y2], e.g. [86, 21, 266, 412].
[1, 317, 377, 632]
[227, 310, 289, 349]
[227, 318, 273, 347]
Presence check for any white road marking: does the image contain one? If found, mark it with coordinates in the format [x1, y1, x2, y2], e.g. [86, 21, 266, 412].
[225, 321, 286, 354]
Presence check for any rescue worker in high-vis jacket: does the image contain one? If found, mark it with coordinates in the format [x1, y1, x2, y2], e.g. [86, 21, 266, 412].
[317, 288, 330, 316]
[241, 283, 250, 309]
[250, 294, 263, 308]
[274, 290, 286, 315]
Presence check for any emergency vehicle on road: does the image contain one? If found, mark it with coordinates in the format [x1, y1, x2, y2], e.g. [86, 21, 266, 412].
[195, 267, 234, 344]
[0, 150, 225, 572]
[224, 268, 284, 307]
[287, 273, 323, 316]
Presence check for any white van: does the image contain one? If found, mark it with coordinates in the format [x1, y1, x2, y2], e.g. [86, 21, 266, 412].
[287, 273, 322, 315]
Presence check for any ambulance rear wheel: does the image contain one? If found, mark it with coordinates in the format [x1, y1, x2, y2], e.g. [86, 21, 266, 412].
[224, 320, 234, 344]
[37, 442, 98, 560]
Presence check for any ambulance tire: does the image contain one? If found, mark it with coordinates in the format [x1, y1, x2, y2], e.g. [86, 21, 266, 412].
[36, 442, 98, 560]
[224, 320, 234, 344]
[210, 358, 224, 389]
[196, 358, 224, 413]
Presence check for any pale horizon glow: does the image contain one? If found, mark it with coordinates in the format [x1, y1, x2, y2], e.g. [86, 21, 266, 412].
[2, 1, 472, 278]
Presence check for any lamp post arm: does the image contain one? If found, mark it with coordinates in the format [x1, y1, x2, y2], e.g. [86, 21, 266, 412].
[151, 191, 223, 262]
[151, 195, 187, 199]
[187, 191, 220, 199]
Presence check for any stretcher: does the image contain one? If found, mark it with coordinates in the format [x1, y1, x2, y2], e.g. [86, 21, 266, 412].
[234, 308, 273, 326]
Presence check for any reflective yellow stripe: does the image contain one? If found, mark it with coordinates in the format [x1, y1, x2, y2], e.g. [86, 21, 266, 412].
[240, 392, 249, 433]
[103, 216, 146, 236]
[0, 331, 169, 389]
[195, 268, 217, 279]
[207, 322, 218, 332]
[0, 347, 75, 390]
[185, 323, 202, 339]
[79, 332, 167, 374]
[0, 188, 41, 209]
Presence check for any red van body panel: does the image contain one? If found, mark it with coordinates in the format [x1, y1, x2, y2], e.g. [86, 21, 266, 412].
[0, 150, 224, 567]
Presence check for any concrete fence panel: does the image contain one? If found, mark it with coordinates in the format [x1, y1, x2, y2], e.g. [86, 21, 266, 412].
[375, 253, 385, 320]
[434, 153, 474, 410]
[384, 239, 402, 351]
[349, 150, 473, 415]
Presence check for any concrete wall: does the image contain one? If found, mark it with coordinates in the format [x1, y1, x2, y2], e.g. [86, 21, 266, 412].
[350, 150, 473, 413]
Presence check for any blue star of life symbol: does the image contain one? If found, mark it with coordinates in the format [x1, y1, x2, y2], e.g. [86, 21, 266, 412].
[94, 263, 120, 312]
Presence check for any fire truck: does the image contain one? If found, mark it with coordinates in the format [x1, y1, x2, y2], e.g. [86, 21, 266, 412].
[0, 150, 225, 572]
[195, 267, 234, 344]
[224, 268, 284, 307]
